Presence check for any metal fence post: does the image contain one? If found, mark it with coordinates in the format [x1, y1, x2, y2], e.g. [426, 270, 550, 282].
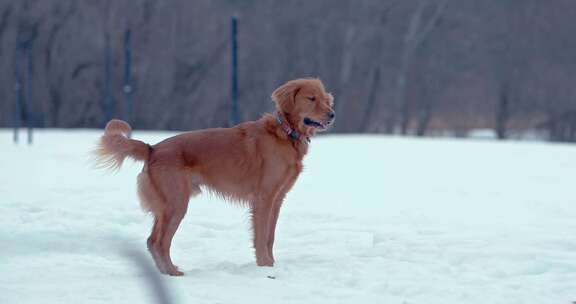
[13, 46, 23, 144]
[26, 45, 34, 145]
[230, 16, 239, 126]
[124, 29, 134, 128]
[104, 32, 114, 124]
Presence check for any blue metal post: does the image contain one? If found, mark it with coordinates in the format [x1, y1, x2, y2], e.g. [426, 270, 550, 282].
[104, 32, 113, 124]
[13, 46, 23, 144]
[231, 16, 239, 126]
[123, 29, 133, 127]
[26, 45, 34, 145]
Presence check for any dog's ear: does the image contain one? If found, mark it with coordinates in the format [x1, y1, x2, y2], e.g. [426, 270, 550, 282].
[271, 80, 302, 113]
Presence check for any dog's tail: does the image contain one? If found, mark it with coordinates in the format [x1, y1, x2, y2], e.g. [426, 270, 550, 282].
[94, 119, 150, 171]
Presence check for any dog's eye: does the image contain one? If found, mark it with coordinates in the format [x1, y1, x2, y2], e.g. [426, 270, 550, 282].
[307, 96, 316, 102]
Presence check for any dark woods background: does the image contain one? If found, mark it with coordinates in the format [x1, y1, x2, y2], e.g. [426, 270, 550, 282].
[1, 0, 576, 141]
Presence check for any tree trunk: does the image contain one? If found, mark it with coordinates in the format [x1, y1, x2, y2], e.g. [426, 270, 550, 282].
[416, 100, 432, 136]
[395, 0, 448, 135]
[361, 67, 381, 132]
[495, 83, 510, 140]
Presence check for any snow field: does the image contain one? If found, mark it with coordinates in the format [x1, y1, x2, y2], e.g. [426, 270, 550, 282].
[1, 130, 575, 304]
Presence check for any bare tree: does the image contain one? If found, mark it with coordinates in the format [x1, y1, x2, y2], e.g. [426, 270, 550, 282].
[394, 0, 448, 135]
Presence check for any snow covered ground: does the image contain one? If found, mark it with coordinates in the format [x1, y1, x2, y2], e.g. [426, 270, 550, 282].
[1, 129, 576, 304]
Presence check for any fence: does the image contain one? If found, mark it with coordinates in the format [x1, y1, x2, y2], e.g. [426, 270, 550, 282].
[10, 14, 244, 144]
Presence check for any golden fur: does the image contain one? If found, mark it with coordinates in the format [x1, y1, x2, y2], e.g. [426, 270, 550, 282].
[95, 78, 335, 276]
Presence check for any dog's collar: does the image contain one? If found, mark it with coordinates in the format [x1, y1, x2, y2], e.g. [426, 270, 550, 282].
[275, 112, 310, 143]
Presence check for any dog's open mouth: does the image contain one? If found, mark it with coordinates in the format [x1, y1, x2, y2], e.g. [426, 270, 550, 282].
[304, 117, 328, 130]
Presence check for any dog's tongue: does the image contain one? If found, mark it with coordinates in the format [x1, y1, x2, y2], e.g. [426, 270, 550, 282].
[316, 120, 328, 129]
[304, 117, 324, 128]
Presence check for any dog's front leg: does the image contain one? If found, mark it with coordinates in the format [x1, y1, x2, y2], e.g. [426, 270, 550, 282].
[251, 200, 274, 266]
[266, 172, 299, 263]
[266, 203, 282, 264]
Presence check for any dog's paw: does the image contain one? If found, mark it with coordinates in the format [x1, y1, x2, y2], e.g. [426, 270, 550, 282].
[256, 257, 274, 267]
[159, 264, 184, 276]
[167, 269, 184, 276]
[165, 265, 184, 276]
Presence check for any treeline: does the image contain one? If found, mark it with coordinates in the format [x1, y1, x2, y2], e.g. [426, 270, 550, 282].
[1, 0, 576, 141]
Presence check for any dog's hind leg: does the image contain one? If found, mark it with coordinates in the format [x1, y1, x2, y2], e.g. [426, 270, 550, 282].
[147, 215, 169, 274]
[138, 171, 170, 274]
[151, 168, 196, 276]
[158, 206, 188, 276]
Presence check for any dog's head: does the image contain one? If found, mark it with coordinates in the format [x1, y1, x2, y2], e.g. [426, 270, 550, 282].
[271, 78, 335, 136]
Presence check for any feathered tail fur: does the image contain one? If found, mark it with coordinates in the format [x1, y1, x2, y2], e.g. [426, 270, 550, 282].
[94, 119, 150, 170]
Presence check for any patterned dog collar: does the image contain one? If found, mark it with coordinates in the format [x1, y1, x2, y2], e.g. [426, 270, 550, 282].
[275, 113, 309, 143]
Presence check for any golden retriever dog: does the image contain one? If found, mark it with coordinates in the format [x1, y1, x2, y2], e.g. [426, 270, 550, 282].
[95, 78, 335, 276]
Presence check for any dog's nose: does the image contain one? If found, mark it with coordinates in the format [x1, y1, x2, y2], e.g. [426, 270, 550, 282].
[327, 111, 335, 120]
